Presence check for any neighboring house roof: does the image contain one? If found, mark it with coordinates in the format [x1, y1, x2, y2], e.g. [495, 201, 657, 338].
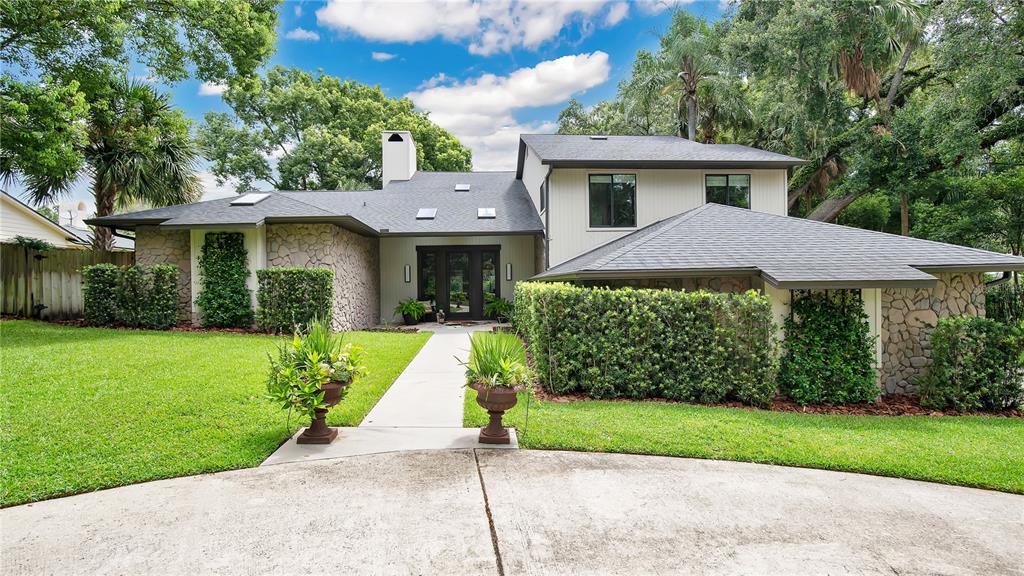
[86, 171, 545, 237]
[516, 134, 806, 177]
[67, 226, 135, 251]
[534, 203, 1024, 288]
[1, 191, 88, 248]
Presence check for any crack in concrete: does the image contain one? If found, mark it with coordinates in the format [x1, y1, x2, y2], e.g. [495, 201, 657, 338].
[473, 449, 505, 576]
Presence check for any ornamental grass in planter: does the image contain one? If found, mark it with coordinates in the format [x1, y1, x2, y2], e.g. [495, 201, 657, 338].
[266, 318, 367, 444]
[463, 332, 530, 444]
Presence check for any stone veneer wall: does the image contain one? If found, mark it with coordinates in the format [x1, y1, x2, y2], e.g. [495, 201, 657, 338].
[579, 275, 761, 294]
[880, 273, 986, 394]
[265, 223, 380, 331]
[134, 226, 192, 323]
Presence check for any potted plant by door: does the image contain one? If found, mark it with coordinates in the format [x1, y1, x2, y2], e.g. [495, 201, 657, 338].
[463, 332, 529, 444]
[394, 298, 428, 326]
[483, 295, 513, 323]
[266, 318, 367, 444]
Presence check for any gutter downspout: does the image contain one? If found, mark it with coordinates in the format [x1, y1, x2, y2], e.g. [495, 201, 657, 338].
[543, 171, 551, 271]
[985, 271, 1013, 287]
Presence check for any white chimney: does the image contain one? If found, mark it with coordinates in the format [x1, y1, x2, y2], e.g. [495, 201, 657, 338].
[381, 130, 417, 187]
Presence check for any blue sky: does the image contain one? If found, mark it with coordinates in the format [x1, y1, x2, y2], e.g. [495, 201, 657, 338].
[34, 1, 726, 214]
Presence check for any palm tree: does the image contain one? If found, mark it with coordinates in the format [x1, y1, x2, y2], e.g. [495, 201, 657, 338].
[23, 78, 200, 250]
[658, 11, 721, 140]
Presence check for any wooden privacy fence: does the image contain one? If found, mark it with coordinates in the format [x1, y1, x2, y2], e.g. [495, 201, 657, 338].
[1, 243, 134, 320]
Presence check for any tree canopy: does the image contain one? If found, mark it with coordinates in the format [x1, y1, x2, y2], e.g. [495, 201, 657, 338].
[198, 66, 473, 192]
[556, 0, 1024, 258]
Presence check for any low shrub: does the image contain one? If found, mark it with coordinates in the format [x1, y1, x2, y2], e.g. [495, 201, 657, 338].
[82, 264, 120, 325]
[514, 282, 778, 407]
[82, 264, 180, 329]
[196, 232, 254, 328]
[986, 282, 1023, 324]
[778, 290, 879, 405]
[256, 268, 334, 333]
[920, 316, 1024, 411]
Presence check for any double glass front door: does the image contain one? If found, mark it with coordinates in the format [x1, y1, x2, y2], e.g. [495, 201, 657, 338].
[418, 246, 499, 319]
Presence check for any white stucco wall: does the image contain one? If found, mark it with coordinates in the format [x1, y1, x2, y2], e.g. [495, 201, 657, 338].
[546, 168, 789, 266]
[379, 234, 538, 323]
[189, 227, 266, 319]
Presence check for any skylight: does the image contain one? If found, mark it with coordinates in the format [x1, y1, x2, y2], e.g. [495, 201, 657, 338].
[230, 193, 270, 206]
[454, 183, 471, 192]
[477, 208, 496, 219]
[589, 135, 608, 140]
[416, 208, 437, 219]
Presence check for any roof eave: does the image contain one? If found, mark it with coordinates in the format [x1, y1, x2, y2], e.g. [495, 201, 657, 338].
[542, 159, 807, 169]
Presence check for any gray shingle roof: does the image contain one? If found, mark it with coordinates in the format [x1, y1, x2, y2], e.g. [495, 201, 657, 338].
[518, 134, 806, 175]
[87, 171, 544, 236]
[535, 203, 1024, 287]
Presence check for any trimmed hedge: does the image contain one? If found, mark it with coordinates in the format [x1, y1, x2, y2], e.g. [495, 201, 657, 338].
[920, 316, 1024, 411]
[82, 264, 179, 329]
[778, 290, 878, 405]
[514, 282, 778, 407]
[256, 268, 334, 333]
[986, 283, 1023, 324]
[195, 232, 254, 328]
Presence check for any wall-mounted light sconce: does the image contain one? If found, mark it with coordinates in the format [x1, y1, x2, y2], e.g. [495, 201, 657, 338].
[505, 263, 512, 281]
[404, 264, 411, 283]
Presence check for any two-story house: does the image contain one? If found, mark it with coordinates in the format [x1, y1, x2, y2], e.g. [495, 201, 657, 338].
[90, 131, 1024, 393]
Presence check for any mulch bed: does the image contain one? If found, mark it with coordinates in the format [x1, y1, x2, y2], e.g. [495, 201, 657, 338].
[535, 387, 1023, 418]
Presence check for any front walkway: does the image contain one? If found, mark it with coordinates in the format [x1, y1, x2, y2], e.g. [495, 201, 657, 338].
[5, 450, 1021, 575]
[262, 322, 516, 466]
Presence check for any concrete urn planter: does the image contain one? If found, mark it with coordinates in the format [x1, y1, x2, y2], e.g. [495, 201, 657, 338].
[469, 381, 521, 444]
[296, 381, 348, 444]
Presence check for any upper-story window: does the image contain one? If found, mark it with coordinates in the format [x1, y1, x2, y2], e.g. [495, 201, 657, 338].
[540, 181, 547, 212]
[705, 174, 750, 208]
[589, 174, 636, 228]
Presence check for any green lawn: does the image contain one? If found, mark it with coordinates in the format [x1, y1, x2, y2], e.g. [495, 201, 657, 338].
[1, 320, 429, 506]
[465, 390, 1024, 493]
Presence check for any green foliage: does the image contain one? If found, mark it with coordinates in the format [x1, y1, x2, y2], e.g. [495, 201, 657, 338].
[82, 263, 179, 329]
[13, 235, 54, 252]
[464, 332, 529, 389]
[394, 297, 428, 321]
[198, 66, 472, 192]
[779, 291, 879, 405]
[81, 264, 121, 325]
[256, 268, 334, 333]
[483, 295, 513, 323]
[266, 318, 368, 421]
[986, 283, 1024, 324]
[921, 317, 1024, 411]
[514, 282, 778, 407]
[0, 0, 278, 84]
[196, 232, 253, 328]
[0, 76, 88, 186]
[838, 193, 891, 232]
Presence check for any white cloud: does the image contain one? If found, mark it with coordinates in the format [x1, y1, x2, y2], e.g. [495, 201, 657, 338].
[317, 0, 620, 56]
[294, 3, 302, 17]
[371, 51, 397, 61]
[285, 27, 321, 41]
[417, 72, 449, 89]
[198, 171, 240, 201]
[407, 52, 610, 170]
[198, 81, 227, 96]
[605, 2, 629, 25]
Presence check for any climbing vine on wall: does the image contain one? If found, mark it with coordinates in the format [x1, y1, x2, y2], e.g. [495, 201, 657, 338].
[195, 232, 254, 328]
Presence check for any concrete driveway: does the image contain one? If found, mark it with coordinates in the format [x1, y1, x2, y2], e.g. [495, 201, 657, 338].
[3, 450, 1022, 575]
